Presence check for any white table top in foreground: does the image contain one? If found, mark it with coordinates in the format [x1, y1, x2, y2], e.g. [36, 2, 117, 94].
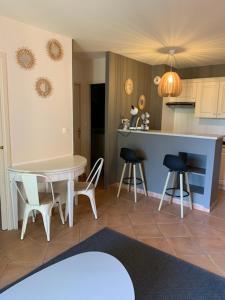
[0, 252, 135, 300]
[8, 155, 87, 174]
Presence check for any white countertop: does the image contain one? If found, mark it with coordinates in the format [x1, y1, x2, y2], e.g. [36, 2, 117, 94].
[117, 129, 223, 140]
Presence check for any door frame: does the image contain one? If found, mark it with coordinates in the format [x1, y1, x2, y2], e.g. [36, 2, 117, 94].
[0, 52, 12, 230]
[73, 82, 82, 155]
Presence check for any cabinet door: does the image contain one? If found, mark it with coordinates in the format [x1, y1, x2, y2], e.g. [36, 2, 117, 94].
[217, 81, 225, 118]
[179, 80, 197, 100]
[195, 81, 220, 118]
[179, 81, 188, 99]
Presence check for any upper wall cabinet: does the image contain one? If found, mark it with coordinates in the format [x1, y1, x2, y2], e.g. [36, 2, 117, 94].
[194, 78, 225, 118]
[179, 79, 199, 100]
[217, 80, 225, 118]
[195, 80, 220, 118]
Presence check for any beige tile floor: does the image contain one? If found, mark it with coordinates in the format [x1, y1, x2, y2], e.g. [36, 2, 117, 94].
[1, 186, 225, 288]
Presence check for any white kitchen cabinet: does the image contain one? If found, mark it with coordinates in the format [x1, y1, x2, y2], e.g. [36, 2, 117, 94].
[217, 80, 225, 118]
[195, 80, 220, 118]
[219, 147, 225, 189]
[179, 79, 199, 100]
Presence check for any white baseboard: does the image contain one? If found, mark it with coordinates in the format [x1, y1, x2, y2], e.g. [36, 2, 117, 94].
[113, 182, 210, 213]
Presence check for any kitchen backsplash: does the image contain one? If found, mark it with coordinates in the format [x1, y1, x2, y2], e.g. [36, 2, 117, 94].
[173, 108, 225, 135]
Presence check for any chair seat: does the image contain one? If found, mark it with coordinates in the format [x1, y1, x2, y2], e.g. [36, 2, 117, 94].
[38, 192, 60, 205]
[74, 181, 94, 192]
[120, 147, 144, 164]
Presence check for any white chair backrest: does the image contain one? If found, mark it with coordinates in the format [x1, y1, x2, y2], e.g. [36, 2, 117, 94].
[86, 158, 104, 191]
[21, 173, 40, 205]
[15, 173, 54, 206]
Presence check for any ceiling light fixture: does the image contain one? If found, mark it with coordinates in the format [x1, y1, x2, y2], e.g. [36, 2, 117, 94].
[157, 49, 182, 97]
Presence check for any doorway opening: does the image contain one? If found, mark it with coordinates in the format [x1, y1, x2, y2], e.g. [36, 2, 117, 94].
[90, 83, 105, 183]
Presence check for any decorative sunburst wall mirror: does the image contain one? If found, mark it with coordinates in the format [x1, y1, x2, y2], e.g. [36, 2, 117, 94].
[35, 77, 52, 98]
[124, 78, 134, 95]
[16, 48, 35, 69]
[47, 39, 63, 61]
[138, 94, 146, 110]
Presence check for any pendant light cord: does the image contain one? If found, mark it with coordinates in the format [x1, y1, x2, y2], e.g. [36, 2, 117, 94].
[169, 49, 175, 72]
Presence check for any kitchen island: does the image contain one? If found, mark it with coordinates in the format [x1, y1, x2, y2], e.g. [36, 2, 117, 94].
[117, 129, 223, 212]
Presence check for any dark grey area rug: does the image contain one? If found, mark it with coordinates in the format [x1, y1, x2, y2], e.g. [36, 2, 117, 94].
[1, 227, 225, 299]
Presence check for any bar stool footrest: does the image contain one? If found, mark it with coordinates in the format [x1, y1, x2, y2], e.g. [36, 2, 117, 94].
[165, 187, 189, 198]
[123, 177, 143, 186]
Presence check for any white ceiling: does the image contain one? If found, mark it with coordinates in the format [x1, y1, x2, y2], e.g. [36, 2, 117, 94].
[1, 0, 225, 67]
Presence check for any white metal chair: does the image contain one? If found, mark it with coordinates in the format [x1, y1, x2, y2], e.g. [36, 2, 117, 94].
[65, 158, 104, 220]
[15, 173, 65, 241]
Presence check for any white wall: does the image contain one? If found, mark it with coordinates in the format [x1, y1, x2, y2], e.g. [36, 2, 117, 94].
[91, 57, 106, 83]
[173, 108, 225, 135]
[0, 17, 73, 165]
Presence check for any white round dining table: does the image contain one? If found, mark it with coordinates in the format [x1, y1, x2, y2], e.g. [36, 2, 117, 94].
[8, 155, 87, 228]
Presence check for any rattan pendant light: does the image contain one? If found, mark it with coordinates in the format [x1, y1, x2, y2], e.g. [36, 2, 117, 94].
[158, 49, 182, 97]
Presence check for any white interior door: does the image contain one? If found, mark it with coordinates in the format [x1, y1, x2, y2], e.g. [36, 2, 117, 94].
[0, 90, 8, 230]
[0, 52, 12, 230]
[73, 83, 81, 155]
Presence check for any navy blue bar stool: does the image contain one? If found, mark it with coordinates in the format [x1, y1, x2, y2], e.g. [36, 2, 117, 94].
[158, 153, 192, 218]
[117, 148, 147, 202]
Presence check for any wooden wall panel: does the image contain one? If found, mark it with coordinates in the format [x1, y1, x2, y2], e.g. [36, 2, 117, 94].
[104, 52, 152, 186]
[179, 64, 225, 79]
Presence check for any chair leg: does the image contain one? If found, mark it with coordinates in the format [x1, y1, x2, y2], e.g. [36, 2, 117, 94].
[32, 210, 36, 223]
[128, 163, 132, 192]
[65, 202, 68, 221]
[42, 213, 51, 242]
[180, 173, 184, 219]
[169, 172, 177, 204]
[58, 202, 65, 224]
[185, 172, 192, 210]
[75, 195, 79, 206]
[89, 191, 98, 219]
[133, 164, 137, 203]
[21, 207, 30, 240]
[158, 171, 171, 211]
[117, 163, 127, 198]
[138, 163, 147, 196]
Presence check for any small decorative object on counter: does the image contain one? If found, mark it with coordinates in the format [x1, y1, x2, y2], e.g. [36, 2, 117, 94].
[141, 112, 150, 131]
[121, 118, 130, 130]
[130, 105, 139, 129]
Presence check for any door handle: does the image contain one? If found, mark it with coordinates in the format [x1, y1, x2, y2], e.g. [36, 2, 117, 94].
[0, 146, 3, 150]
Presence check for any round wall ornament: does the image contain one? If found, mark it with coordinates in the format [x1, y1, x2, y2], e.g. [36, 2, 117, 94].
[138, 94, 146, 110]
[124, 78, 134, 95]
[16, 48, 35, 69]
[154, 76, 161, 85]
[35, 77, 52, 98]
[47, 39, 63, 61]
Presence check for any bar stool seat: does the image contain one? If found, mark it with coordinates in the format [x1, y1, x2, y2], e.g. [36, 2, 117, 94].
[117, 148, 147, 202]
[158, 153, 192, 218]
